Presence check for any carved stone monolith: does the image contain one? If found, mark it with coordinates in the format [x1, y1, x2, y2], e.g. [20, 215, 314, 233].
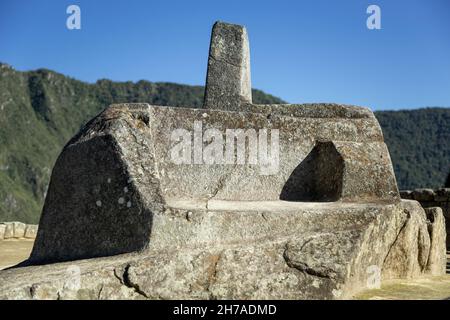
[0, 21, 446, 300]
[204, 21, 252, 110]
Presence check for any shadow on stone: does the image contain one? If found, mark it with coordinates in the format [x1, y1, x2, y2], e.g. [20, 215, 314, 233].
[28, 134, 155, 265]
[280, 141, 344, 202]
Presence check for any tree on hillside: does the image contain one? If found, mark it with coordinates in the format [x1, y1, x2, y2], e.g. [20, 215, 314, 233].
[446, 170, 450, 188]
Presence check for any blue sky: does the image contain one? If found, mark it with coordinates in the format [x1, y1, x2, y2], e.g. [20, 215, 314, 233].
[1, 0, 449, 110]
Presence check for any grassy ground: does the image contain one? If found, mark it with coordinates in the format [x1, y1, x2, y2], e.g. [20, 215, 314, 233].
[355, 252, 450, 300]
[0, 239, 34, 270]
[355, 276, 450, 300]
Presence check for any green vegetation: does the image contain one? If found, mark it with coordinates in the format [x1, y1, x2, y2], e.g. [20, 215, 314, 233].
[445, 170, 450, 188]
[375, 108, 450, 190]
[0, 63, 448, 223]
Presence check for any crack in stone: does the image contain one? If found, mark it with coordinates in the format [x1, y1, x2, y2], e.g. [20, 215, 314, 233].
[382, 210, 410, 267]
[207, 167, 236, 204]
[282, 241, 336, 280]
[206, 252, 223, 299]
[29, 285, 36, 299]
[97, 284, 104, 300]
[122, 264, 148, 298]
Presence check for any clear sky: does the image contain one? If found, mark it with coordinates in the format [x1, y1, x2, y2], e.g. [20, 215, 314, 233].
[1, 0, 449, 110]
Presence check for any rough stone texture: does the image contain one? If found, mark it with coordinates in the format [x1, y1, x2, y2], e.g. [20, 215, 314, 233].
[400, 188, 450, 249]
[204, 21, 252, 110]
[0, 224, 5, 240]
[383, 201, 431, 279]
[12, 222, 26, 238]
[434, 188, 450, 202]
[0, 222, 39, 240]
[399, 190, 413, 200]
[0, 200, 445, 300]
[24, 225, 38, 239]
[413, 188, 435, 202]
[3, 223, 14, 239]
[28, 102, 400, 264]
[424, 207, 447, 276]
[243, 102, 375, 119]
[382, 202, 446, 279]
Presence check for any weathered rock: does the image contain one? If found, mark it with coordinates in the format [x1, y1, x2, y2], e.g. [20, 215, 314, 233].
[24, 225, 38, 239]
[204, 21, 251, 111]
[383, 200, 434, 279]
[0, 200, 444, 300]
[3, 223, 14, 239]
[0, 222, 38, 240]
[424, 207, 447, 275]
[12, 222, 26, 238]
[399, 190, 413, 199]
[400, 188, 450, 250]
[412, 188, 435, 202]
[0, 224, 5, 240]
[434, 188, 450, 202]
[28, 102, 400, 264]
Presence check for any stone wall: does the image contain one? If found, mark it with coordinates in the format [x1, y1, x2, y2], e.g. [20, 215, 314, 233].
[0, 222, 38, 240]
[400, 188, 450, 248]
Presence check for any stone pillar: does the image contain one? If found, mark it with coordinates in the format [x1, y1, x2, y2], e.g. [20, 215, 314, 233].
[204, 21, 252, 111]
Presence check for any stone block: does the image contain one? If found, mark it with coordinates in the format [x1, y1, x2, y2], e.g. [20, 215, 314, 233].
[24, 225, 38, 239]
[1, 200, 443, 300]
[204, 22, 251, 111]
[29, 100, 400, 264]
[12, 221, 26, 238]
[0, 224, 5, 240]
[3, 222, 14, 239]
[434, 188, 450, 202]
[400, 190, 413, 199]
[412, 188, 435, 202]
[424, 207, 447, 275]
[383, 201, 430, 279]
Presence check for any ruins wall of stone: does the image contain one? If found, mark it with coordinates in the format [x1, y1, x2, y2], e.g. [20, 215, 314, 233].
[400, 188, 450, 248]
[0, 222, 38, 240]
[0, 200, 445, 300]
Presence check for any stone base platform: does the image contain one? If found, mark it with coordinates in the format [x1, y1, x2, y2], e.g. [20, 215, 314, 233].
[0, 200, 446, 300]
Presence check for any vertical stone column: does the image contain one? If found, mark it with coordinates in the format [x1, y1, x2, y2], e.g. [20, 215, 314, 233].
[204, 21, 252, 111]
